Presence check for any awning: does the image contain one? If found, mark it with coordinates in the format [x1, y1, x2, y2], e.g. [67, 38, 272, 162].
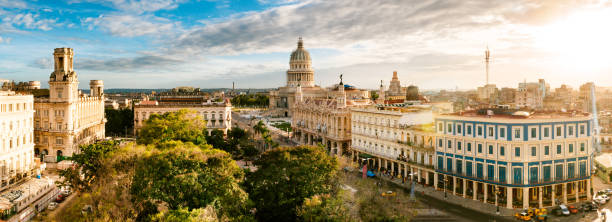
[359, 153, 374, 159]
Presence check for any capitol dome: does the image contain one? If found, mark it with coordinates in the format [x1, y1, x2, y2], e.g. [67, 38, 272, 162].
[290, 38, 311, 62]
[286, 37, 315, 87]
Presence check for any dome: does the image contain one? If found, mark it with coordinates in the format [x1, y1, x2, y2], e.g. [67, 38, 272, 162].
[290, 37, 311, 62]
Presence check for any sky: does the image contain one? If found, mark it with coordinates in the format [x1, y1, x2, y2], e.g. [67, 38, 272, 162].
[1, 0, 612, 90]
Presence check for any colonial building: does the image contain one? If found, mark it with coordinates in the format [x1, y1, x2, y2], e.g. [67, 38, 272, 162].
[434, 109, 593, 209]
[134, 96, 232, 135]
[349, 103, 437, 187]
[33, 48, 106, 162]
[292, 81, 371, 155]
[268, 38, 327, 117]
[0, 90, 36, 188]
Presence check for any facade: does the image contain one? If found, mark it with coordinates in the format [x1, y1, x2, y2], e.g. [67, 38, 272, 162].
[134, 98, 232, 135]
[0, 90, 35, 189]
[349, 103, 437, 187]
[33, 48, 106, 161]
[477, 84, 498, 102]
[268, 38, 327, 117]
[292, 82, 371, 155]
[385, 71, 406, 100]
[516, 79, 549, 109]
[434, 109, 593, 209]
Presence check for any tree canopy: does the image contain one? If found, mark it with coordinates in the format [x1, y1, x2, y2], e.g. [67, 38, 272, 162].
[231, 94, 269, 107]
[137, 109, 207, 146]
[105, 108, 134, 137]
[57, 140, 119, 192]
[245, 145, 339, 221]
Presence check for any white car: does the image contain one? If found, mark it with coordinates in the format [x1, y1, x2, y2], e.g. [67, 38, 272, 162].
[47, 202, 58, 210]
[594, 196, 607, 204]
[599, 194, 610, 202]
[559, 204, 571, 216]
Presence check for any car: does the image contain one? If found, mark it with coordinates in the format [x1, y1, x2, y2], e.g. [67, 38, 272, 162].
[61, 189, 72, 197]
[594, 196, 608, 204]
[81, 205, 92, 216]
[514, 211, 531, 221]
[56, 194, 65, 203]
[558, 205, 571, 216]
[381, 190, 397, 197]
[47, 202, 58, 210]
[602, 194, 610, 202]
[605, 188, 612, 195]
[567, 205, 579, 214]
[534, 208, 548, 221]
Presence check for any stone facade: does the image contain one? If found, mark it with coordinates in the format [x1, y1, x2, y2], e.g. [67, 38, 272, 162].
[134, 99, 232, 135]
[33, 48, 106, 162]
[292, 82, 371, 155]
[0, 90, 36, 189]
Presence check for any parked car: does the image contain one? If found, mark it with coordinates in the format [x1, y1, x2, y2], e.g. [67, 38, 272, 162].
[605, 188, 612, 195]
[567, 205, 579, 214]
[61, 189, 72, 197]
[558, 205, 571, 216]
[81, 205, 92, 216]
[597, 194, 610, 202]
[581, 203, 597, 212]
[47, 202, 58, 210]
[514, 211, 531, 221]
[381, 190, 397, 197]
[594, 196, 607, 204]
[534, 208, 548, 221]
[56, 194, 65, 203]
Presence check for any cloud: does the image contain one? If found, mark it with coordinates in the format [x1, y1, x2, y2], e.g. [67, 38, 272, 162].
[83, 14, 176, 37]
[70, 0, 187, 14]
[76, 55, 181, 71]
[30, 57, 53, 69]
[3, 13, 57, 31]
[0, 0, 27, 8]
[0, 36, 11, 44]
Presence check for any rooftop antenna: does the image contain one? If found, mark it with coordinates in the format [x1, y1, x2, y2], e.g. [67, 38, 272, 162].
[485, 46, 490, 85]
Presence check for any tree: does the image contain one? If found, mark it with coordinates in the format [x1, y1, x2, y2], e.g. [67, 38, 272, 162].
[370, 91, 379, 101]
[137, 109, 207, 146]
[130, 144, 249, 220]
[245, 146, 339, 221]
[297, 193, 350, 222]
[57, 141, 119, 192]
[105, 108, 134, 137]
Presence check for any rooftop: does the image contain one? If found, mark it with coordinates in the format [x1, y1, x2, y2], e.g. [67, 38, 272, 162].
[440, 108, 591, 120]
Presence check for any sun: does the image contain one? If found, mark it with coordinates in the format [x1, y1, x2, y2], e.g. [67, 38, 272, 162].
[534, 8, 612, 70]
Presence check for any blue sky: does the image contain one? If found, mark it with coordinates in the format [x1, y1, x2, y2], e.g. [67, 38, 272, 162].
[2, 0, 612, 90]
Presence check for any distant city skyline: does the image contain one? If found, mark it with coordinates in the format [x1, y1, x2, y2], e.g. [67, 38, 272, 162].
[2, 0, 612, 90]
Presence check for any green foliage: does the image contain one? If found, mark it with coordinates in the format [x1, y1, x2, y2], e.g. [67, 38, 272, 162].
[137, 109, 207, 146]
[57, 140, 119, 192]
[231, 94, 269, 107]
[246, 146, 339, 221]
[151, 207, 219, 222]
[105, 108, 134, 137]
[297, 193, 350, 222]
[130, 145, 249, 219]
[271, 121, 292, 132]
[370, 91, 379, 101]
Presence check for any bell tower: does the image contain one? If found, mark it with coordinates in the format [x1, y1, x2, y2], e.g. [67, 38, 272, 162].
[49, 48, 79, 103]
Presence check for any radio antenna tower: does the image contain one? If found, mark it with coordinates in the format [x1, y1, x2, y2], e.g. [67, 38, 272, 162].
[485, 46, 490, 85]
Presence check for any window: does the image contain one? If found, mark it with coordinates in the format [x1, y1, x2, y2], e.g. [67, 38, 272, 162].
[487, 164, 495, 180]
[556, 126, 562, 137]
[488, 127, 494, 137]
[569, 144, 573, 153]
[513, 168, 522, 184]
[488, 145, 493, 155]
[499, 166, 507, 183]
[467, 143, 472, 152]
[531, 147, 537, 156]
[531, 128, 537, 138]
[580, 125, 585, 135]
[514, 129, 521, 139]
[467, 125, 472, 134]
[478, 144, 482, 153]
[543, 166, 551, 182]
[438, 139, 443, 147]
[529, 167, 538, 183]
[447, 140, 452, 149]
[437, 156, 444, 170]
[568, 163, 575, 178]
[447, 123, 452, 133]
[568, 126, 574, 136]
[500, 146, 505, 156]
[580, 143, 585, 152]
[544, 146, 550, 155]
[555, 164, 563, 180]
[456, 160, 463, 173]
[476, 163, 483, 179]
[478, 126, 483, 136]
[457, 142, 462, 150]
[466, 161, 473, 177]
[457, 125, 462, 134]
[515, 147, 520, 157]
[56, 137, 63, 145]
[544, 128, 550, 137]
[557, 145, 562, 154]
[580, 161, 587, 177]
[500, 127, 506, 138]
[438, 123, 443, 131]
[447, 158, 453, 171]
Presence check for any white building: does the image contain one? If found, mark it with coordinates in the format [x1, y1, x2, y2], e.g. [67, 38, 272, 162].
[33, 48, 106, 162]
[0, 90, 35, 189]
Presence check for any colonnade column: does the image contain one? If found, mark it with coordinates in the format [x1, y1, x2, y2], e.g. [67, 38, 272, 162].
[552, 186, 556, 207]
[507, 187, 513, 209]
[425, 171, 429, 185]
[452, 177, 456, 195]
[417, 169, 422, 183]
[473, 181, 478, 201]
[538, 187, 543, 209]
[403, 164, 408, 179]
[378, 158, 381, 171]
[522, 187, 529, 209]
[463, 180, 467, 198]
[494, 185, 498, 207]
[563, 183, 567, 204]
[587, 179, 592, 200]
[575, 181, 579, 202]
[484, 184, 488, 203]
[434, 173, 438, 189]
